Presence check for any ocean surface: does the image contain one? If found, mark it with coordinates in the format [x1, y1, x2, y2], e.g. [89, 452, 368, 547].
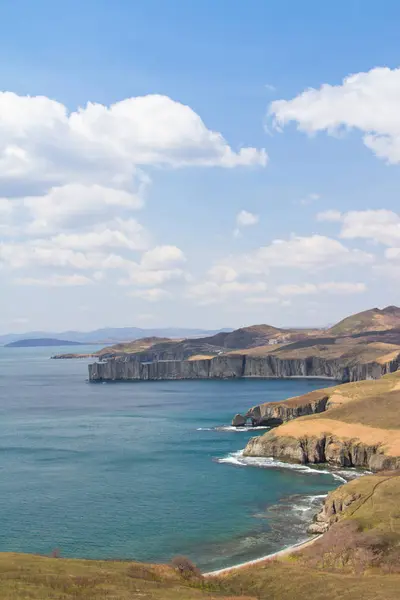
[0, 346, 344, 571]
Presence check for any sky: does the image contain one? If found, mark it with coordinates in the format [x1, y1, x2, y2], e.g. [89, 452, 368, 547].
[1, 0, 400, 333]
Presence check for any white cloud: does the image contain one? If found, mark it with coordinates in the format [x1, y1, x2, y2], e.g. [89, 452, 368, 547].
[317, 210, 342, 222]
[14, 274, 94, 286]
[140, 245, 186, 269]
[0, 92, 266, 195]
[47, 219, 150, 251]
[339, 209, 400, 246]
[23, 184, 144, 234]
[236, 210, 259, 227]
[269, 66, 400, 164]
[217, 235, 373, 274]
[277, 282, 367, 296]
[128, 288, 171, 302]
[188, 280, 267, 305]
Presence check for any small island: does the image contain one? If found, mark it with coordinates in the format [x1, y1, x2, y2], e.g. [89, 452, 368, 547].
[5, 338, 84, 348]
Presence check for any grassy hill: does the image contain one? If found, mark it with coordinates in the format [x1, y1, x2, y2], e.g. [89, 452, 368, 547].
[328, 306, 400, 336]
[243, 371, 400, 470]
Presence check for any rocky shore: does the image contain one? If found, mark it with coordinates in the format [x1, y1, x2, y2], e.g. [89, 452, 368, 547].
[244, 431, 400, 471]
[240, 371, 400, 472]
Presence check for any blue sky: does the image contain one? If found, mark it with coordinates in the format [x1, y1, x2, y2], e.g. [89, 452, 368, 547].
[0, 0, 400, 332]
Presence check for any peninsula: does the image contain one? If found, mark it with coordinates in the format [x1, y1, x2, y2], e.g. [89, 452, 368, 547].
[86, 306, 400, 383]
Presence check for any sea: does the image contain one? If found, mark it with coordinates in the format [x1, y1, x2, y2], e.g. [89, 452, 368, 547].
[0, 345, 347, 572]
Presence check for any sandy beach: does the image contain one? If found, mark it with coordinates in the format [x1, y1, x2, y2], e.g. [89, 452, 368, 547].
[204, 535, 320, 577]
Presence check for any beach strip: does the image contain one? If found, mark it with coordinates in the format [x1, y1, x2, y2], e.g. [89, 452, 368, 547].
[204, 535, 320, 577]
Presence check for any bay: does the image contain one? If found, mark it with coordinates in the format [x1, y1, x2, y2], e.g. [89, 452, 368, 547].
[0, 346, 340, 571]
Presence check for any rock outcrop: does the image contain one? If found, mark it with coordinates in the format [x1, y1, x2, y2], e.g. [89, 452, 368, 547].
[231, 414, 247, 427]
[243, 431, 400, 471]
[243, 393, 330, 426]
[308, 490, 362, 534]
[88, 353, 400, 382]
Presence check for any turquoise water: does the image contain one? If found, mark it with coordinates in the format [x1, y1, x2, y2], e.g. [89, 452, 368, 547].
[0, 346, 341, 571]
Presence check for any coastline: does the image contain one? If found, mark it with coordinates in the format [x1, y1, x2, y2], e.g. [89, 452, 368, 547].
[204, 535, 320, 577]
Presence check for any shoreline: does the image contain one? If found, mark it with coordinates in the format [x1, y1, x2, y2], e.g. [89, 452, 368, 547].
[204, 535, 320, 577]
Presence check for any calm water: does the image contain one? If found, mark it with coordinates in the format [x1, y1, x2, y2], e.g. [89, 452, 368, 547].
[0, 346, 341, 571]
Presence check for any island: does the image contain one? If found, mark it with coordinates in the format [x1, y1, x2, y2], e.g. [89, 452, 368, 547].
[5, 338, 84, 348]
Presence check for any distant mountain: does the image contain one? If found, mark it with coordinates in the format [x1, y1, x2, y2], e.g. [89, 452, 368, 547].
[5, 338, 84, 348]
[0, 327, 233, 346]
[328, 306, 400, 336]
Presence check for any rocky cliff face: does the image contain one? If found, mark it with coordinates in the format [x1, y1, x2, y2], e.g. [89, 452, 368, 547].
[88, 353, 400, 382]
[307, 488, 363, 534]
[244, 394, 330, 426]
[243, 431, 400, 471]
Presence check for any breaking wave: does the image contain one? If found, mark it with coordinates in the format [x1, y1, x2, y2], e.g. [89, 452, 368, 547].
[215, 449, 366, 483]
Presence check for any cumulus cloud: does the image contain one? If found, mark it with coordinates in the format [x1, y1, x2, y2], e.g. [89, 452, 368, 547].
[47, 219, 150, 251]
[339, 209, 400, 246]
[233, 209, 259, 237]
[0, 237, 187, 289]
[140, 245, 186, 269]
[236, 210, 259, 227]
[269, 66, 400, 164]
[22, 184, 144, 234]
[0, 92, 266, 196]
[214, 234, 373, 276]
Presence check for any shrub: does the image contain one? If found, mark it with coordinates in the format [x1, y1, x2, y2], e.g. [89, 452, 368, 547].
[171, 556, 202, 580]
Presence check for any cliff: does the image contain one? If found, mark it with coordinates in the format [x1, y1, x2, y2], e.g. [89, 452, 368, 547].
[243, 371, 400, 470]
[88, 352, 400, 382]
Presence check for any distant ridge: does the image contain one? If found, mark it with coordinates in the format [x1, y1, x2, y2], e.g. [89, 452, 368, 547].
[0, 327, 233, 346]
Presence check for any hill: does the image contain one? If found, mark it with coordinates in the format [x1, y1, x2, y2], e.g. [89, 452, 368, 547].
[5, 338, 83, 348]
[328, 305, 400, 336]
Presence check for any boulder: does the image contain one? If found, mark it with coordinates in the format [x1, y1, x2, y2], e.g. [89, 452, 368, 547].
[232, 414, 247, 427]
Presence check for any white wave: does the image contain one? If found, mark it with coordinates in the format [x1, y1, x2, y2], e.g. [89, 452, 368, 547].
[197, 425, 270, 432]
[216, 450, 331, 476]
[215, 450, 368, 484]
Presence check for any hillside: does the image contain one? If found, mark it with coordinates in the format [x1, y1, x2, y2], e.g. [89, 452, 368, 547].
[328, 305, 400, 336]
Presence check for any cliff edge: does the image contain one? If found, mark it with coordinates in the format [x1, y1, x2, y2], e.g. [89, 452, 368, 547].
[243, 371, 400, 470]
